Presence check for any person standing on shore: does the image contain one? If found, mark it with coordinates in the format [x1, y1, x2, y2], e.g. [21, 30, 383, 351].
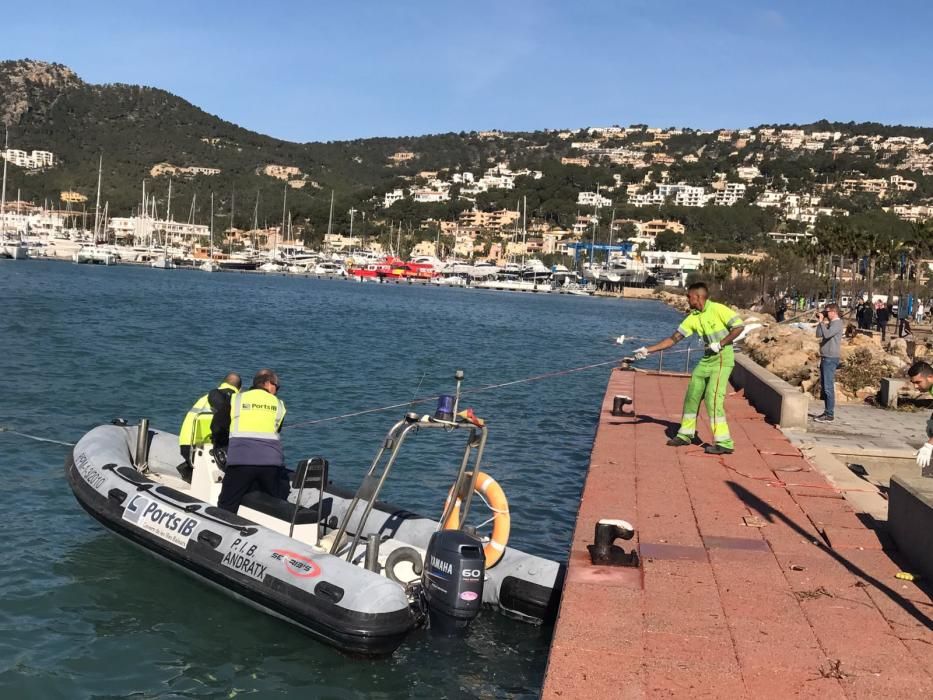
[916, 300, 925, 324]
[876, 302, 890, 341]
[907, 361, 933, 469]
[814, 303, 843, 423]
[632, 282, 744, 455]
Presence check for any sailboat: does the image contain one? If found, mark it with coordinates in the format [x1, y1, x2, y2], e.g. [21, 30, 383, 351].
[200, 193, 220, 272]
[259, 184, 287, 272]
[0, 130, 30, 260]
[73, 156, 116, 265]
[151, 179, 175, 269]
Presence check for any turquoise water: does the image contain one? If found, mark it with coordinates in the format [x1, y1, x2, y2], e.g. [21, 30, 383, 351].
[0, 261, 683, 699]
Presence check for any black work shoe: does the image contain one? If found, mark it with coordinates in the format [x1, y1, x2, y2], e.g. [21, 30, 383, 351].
[813, 414, 834, 423]
[704, 444, 734, 455]
[176, 464, 194, 483]
[666, 436, 692, 447]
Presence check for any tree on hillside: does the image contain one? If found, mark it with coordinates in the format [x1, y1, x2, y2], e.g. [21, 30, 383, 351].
[655, 229, 683, 251]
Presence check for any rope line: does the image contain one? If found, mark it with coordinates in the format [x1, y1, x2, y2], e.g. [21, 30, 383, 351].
[283, 357, 627, 431]
[0, 426, 75, 447]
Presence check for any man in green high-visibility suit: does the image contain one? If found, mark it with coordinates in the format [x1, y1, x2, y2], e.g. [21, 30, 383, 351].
[633, 282, 745, 455]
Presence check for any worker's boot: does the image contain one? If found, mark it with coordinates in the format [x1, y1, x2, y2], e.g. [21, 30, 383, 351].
[666, 436, 691, 447]
[704, 444, 734, 455]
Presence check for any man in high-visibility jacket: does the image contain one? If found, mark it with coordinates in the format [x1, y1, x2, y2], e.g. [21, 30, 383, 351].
[632, 282, 745, 455]
[178, 372, 242, 478]
[218, 368, 289, 513]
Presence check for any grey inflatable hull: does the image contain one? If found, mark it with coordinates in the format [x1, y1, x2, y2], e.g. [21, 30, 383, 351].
[65, 424, 564, 656]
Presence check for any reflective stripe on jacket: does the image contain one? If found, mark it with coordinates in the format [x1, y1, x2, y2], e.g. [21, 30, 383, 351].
[227, 388, 287, 467]
[178, 381, 240, 446]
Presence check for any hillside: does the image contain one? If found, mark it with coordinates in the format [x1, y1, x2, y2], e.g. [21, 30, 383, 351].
[2, 59, 932, 252]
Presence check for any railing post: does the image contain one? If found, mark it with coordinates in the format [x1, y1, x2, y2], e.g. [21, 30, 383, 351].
[658, 350, 664, 372]
[685, 347, 692, 373]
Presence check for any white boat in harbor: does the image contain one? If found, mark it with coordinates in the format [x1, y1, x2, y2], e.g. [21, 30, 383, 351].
[474, 277, 546, 293]
[431, 274, 467, 287]
[312, 261, 346, 277]
[199, 259, 220, 273]
[259, 261, 286, 273]
[73, 246, 116, 265]
[150, 256, 176, 269]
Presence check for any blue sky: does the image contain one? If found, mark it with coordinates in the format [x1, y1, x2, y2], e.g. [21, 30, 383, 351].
[3, 1, 931, 142]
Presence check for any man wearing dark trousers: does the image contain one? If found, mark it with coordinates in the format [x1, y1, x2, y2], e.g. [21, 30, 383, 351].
[218, 369, 289, 513]
[814, 303, 843, 423]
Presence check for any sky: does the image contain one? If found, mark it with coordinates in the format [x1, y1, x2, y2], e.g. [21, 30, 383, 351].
[3, 0, 932, 143]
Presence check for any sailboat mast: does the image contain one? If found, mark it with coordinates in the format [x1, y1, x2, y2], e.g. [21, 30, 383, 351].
[209, 192, 214, 259]
[0, 129, 7, 234]
[93, 155, 102, 239]
[252, 190, 259, 253]
[521, 195, 527, 269]
[278, 183, 286, 259]
[607, 206, 615, 263]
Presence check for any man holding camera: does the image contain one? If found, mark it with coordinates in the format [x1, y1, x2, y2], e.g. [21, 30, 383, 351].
[814, 303, 844, 423]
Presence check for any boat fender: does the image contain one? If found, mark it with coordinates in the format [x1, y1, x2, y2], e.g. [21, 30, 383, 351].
[442, 471, 511, 568]
[384, 547, 423, 585]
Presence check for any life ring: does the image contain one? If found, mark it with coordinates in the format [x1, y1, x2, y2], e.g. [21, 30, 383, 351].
[442, 471, 510, 568]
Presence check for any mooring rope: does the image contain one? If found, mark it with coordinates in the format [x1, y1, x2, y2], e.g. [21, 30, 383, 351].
[0, 426, 76, 447]
[0, 352, 698, 443]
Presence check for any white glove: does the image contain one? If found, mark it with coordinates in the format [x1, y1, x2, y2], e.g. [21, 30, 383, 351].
[633, 346, 649, 360]
[709, 342, 722, 354]
[615, 334, 626, 346]
[917, 443, 933, 469]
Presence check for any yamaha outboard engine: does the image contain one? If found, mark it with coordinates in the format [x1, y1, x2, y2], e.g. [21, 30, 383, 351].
[422, 530, 485, 634]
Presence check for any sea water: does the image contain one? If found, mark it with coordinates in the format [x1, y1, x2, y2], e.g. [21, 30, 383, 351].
[0, 261, 685, 699]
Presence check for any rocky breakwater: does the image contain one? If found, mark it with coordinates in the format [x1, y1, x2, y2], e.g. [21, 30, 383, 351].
[742, 323, 932, 403]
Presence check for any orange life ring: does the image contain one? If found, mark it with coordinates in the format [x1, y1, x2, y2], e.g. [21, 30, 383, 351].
[442, 471, 510, 568]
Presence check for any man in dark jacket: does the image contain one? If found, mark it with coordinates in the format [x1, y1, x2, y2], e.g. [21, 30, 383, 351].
[178, 372, 242, 480]
[875, 303, 890, 341]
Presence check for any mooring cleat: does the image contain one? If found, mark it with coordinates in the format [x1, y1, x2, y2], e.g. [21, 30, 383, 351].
[704, 444, 734, 455]
[666, 436, 691, 447]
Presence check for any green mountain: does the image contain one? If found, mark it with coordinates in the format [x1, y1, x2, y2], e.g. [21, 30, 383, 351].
[1, 59, 930, 252]
[0, 59, 531, 237]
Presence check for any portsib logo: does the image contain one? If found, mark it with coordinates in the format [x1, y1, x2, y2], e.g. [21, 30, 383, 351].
[122, 495, 199, 547]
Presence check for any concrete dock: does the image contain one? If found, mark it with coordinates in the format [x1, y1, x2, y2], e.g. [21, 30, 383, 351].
[542, 369, 933, 699]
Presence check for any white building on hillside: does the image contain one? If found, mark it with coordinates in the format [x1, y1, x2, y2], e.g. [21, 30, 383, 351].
[577, 191, 613, 208]
[384, 189, 404, 208]
[715, 182, 746, 206]
[2, 149, 55, 169]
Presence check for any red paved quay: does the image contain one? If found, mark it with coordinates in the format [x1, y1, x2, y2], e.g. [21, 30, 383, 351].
[541, 370, 933, 699]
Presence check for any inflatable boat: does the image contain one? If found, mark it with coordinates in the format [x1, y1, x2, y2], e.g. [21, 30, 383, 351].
[65, 404, 565, 657]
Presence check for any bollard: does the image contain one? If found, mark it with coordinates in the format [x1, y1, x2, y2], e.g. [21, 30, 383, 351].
[587, 519, 639, 567]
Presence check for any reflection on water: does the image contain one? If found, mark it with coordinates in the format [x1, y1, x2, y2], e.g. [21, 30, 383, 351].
[0, 261, 683, 697]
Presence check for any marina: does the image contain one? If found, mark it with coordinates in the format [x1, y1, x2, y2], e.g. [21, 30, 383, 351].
[0, 260, 684, 697]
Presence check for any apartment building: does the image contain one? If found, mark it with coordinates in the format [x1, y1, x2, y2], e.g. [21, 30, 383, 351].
[577, 191, 613, 208]
[109, 217, 210, 242]
[264, 164, 302, 180]
[2, 149, 54, 169]
[412, 189, 450, 203]
[458, 209, 520, 229]
[715, 182, 747, 206]
[383, 189, 405, 208]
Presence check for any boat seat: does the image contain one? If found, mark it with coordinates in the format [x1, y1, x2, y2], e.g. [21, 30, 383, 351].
[240, 491, 329, 525]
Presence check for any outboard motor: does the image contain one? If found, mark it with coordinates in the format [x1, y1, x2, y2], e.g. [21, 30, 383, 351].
[422, 530, 485, 634]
